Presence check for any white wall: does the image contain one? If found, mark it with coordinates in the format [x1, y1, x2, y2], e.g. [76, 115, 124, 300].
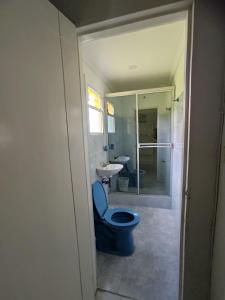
[173, 52, 185, 99]
[82, 62, 111, 183]
[0, 1, 94, 299]
[171, 50, 185, 213]
[169, 48, 185, 297]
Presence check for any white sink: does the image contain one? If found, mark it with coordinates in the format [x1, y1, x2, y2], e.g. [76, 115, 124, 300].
[96, 164, 123, 178]
[113, 156, 130, 164]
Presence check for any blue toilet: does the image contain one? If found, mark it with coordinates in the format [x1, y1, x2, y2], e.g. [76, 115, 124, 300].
[92, 181, 140, 256]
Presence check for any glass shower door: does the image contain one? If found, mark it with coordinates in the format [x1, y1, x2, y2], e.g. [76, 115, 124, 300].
[137, 91, 173, 195]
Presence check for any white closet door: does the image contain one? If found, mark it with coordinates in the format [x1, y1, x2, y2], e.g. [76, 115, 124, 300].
[0, 1, 82, 299]
[59, 12, 96, 300]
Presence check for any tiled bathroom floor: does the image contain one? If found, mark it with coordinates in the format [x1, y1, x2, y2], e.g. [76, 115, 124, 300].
[97, 198, 179, 300]
[109, 192, 171, 209]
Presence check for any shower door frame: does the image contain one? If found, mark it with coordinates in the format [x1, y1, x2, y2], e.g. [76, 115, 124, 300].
[106, 86, 175, 195]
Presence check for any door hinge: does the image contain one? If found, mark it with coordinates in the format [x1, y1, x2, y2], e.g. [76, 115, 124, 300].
[184, 189, 190, 199]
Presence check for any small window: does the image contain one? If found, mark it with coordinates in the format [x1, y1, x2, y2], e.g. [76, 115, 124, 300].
[108, 115, 115, 133]
[89, 108, 103, 133]
[87, 87, 103, 134]
[107, 101, 115, 133]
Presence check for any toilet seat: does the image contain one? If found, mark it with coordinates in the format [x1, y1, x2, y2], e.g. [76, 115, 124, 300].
[92, 181, 140, 230]
[104, 208, 140, 229]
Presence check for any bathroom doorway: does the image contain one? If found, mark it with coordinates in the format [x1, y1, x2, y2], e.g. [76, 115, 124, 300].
[79, 7, 190, 300]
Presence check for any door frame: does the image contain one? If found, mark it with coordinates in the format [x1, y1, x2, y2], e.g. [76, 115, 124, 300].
[77, 2, 194, 299]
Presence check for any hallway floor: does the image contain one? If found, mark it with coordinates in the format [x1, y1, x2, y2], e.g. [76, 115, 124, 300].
[97, 195, 179, 300]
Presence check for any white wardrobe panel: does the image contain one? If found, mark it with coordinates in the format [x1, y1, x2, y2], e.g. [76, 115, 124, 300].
[59, 12, 96, 300]
[0, 1, 82, 299]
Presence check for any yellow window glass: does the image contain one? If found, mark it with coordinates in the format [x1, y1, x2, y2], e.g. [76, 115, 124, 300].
[107, 101, 114, 115]
[88, 87, 102, 110]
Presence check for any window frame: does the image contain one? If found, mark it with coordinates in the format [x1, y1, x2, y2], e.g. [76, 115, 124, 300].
[87, 85, 104, 135]
[107, 101, 115, 134]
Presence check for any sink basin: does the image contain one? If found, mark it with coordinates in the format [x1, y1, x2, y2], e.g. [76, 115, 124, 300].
[113, 156, 130, 164]
[96, 164, 123, 178]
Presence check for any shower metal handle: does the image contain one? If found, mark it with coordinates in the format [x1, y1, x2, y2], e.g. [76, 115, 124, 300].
[138, 143, 172, 148]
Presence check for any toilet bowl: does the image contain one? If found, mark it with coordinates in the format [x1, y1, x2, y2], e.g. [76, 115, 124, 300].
[92, 181, 140, 256]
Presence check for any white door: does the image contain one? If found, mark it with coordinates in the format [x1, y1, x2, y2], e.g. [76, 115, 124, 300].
[0, 1, 94, 299]
[59, 12, 96, 300]
[211, 119, 225, 300]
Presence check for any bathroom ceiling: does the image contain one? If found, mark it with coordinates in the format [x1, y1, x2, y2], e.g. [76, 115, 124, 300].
[81, 19, 186, 91]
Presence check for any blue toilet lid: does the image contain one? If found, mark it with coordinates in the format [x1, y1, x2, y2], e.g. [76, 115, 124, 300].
[92, 181, 108, 218]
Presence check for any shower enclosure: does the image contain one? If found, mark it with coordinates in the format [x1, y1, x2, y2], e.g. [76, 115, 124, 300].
[107, 87, 174, 196]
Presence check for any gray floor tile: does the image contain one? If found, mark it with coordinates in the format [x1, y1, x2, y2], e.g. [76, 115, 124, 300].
[109, 192, 172, 209]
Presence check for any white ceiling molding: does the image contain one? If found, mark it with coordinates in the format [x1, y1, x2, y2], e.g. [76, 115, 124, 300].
[81, 58, 114, 92]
